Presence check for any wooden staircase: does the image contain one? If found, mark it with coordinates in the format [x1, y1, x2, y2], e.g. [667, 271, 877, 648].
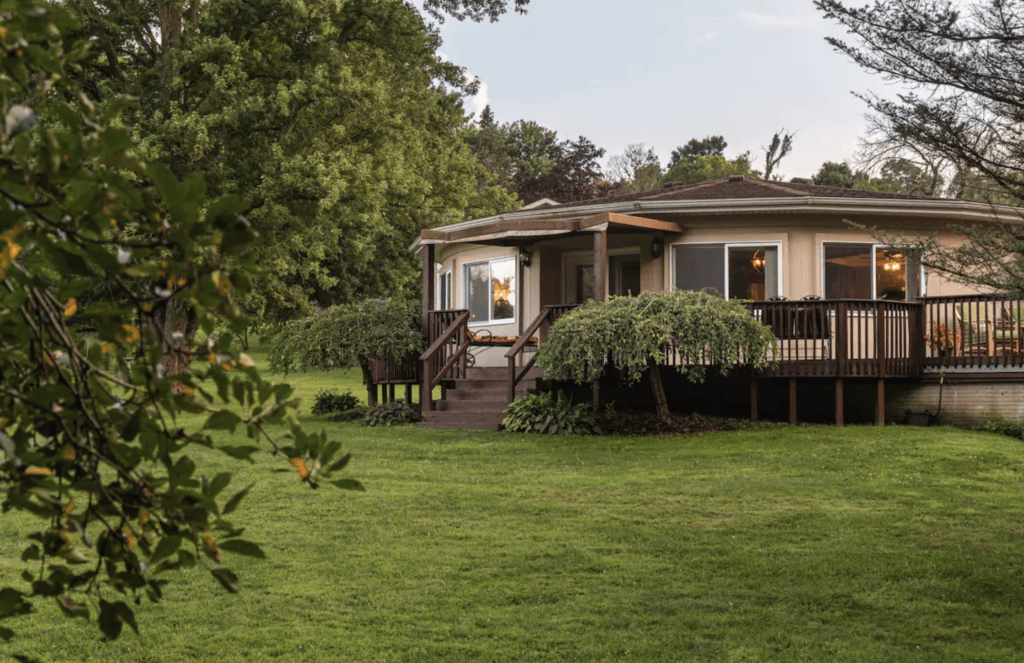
[419, 367, 541, 430]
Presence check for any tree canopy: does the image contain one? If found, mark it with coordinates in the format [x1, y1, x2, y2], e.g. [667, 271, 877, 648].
[606, 143, 663, 193]
[0, 0, 358, 644]
[661, 153, 759, 187]
[63, 0, 518, 327]
[816, 0, 1024, 205]
[669, 135, 728, 169]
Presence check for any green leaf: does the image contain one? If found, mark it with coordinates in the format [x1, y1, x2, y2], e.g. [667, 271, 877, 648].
[149, 536, 182, 564]
[205, 410, 241, 432]
[206, 472, 232, 499]
[210, 568, 240, 594]
[98, 600, 137, 640]
[217, 539, 266, 559]
[222, 482, 255, 516]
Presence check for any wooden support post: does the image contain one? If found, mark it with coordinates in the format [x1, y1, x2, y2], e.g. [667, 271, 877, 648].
[593, 229, 608, 303]
[421, 243, 435, 337]
[876, 378, 885, 426]
[835, 378, 844, 427]
[388, 384, 396, 402]
[592, 381, 600, 415]
[420, 361, 431, 415]
[750, 378, 758, 422]
[789, 378, 797, 425]
[404, 384, 412, 404]
[507, 357, 516, 404]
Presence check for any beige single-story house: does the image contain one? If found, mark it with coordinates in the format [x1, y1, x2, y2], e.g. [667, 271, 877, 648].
[400, 176, 1024, 429]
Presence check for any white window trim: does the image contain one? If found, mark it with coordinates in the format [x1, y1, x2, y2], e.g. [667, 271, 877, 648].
[819, 241, 927, 300]
[463, 257, 516, 326]
[437, 269, 452, 310]
[669, 240, 784, 300]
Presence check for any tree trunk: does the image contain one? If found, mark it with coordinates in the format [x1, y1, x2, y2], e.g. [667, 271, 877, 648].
[154, 297, 198, 392]
[646, 357, 671, 423]
[361, 362, 378, 408]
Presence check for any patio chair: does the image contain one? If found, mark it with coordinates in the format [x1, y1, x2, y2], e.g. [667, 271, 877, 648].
[955, 303, 995, 356]
[996, 303, 1024, 353]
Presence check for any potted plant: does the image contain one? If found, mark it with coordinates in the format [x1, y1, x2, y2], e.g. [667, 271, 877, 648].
[925, 322, 961, 359]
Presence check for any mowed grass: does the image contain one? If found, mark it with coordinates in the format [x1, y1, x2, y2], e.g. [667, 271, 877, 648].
[3, 355, 1024, 661]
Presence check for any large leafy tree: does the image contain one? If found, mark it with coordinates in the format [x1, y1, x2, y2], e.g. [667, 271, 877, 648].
[661, 153, 759, 187]
[0, 1, 358, 645]
[816, 0, 1024, 204]
[606, 143, 663, 193]
[668, 135, 728, 169]
[817, 0, 1024, 293]
[63, 0, 520, 330]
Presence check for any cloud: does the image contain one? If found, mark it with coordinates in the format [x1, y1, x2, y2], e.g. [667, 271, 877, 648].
[438, 50, 489, 121]
[734, 10, 818, 31]
[465, 77, 490, 121]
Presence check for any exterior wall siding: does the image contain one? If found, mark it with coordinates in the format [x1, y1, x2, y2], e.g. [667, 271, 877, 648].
[885, 381, 1024, 427]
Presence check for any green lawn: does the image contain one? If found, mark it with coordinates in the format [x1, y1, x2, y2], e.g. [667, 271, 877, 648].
[3, 358, 1024, 661]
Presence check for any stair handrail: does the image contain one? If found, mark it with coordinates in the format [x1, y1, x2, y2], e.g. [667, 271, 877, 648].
[505, 304, 578, 403]
[419, 310, 471, 415]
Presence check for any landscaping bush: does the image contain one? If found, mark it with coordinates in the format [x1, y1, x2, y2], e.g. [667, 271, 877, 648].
[363, 400, 422, 427]
[502, 392, 602, 435]
[979, 412, 1024, 439]
[312, 389, 361, 416]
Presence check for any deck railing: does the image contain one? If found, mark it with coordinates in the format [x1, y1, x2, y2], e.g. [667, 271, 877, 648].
[505, 304, 579, 403]
[737, 300, 924, 379]
[419, 309, 470, 414]
[919, 295, 1024, 370]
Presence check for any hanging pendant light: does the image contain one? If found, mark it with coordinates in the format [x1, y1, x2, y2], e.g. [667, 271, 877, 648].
[751, 249, 766, 272]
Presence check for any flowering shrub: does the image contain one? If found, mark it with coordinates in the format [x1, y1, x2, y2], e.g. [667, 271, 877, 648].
[925, 322, 961, 352]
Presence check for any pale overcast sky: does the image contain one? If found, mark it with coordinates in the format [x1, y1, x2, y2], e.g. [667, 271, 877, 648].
[438, 0, 903, 181]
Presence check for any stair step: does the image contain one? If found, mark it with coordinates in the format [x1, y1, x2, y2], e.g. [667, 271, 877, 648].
[436, 399, 508, 413]
[418, 412, 505, 430]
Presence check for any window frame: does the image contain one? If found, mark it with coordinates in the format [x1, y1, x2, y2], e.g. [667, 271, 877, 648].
[669, 240, 784, 300]
[463, 257, 516, 326]
[820, 241, 927, 300]
[436, 268, 452, 310]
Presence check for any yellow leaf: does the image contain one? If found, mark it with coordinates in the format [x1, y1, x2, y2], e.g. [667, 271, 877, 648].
[62, 500, 75, 516]
[289, 457, 310, 480]
[25, 466, 52, 477]
[138, 507, 149, 526]
[63, 298, 77, 317]
[202, 535, 218, 552]
[62, 445, 75, 461]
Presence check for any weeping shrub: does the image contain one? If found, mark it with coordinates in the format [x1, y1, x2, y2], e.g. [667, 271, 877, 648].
[536, 291, 778, 421]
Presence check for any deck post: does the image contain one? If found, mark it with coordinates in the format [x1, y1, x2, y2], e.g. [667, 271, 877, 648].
[404, 384, 412, 404]
[420, 243, 435, 416]
[388, 384, 396, 402]
[422, 243, 435, 337]
[592, 229, 607, 414]
[835, 378, 844, 427]
[789, 378, 797, 424]
[876, 378, 885, 426]
[750, 378, 758, 422]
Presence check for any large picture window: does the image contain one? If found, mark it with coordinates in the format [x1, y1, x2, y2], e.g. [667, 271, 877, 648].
[823, 243, 923, 300]
[464, 258, 515, 324]
[672, 243, 780, 300]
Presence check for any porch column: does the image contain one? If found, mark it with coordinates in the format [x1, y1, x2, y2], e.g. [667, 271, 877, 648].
[422, 243, 435, 336]
[593, 228, 608, 302]
[592, 229, 608, 413]
[421, 243, 435, 413]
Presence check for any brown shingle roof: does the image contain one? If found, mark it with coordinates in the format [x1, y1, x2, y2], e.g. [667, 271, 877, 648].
[522, 176, 942, 210]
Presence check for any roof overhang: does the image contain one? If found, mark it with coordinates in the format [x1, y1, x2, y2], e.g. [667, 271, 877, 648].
[411, 195, 1024, 251]
[414, 212, 684, 249]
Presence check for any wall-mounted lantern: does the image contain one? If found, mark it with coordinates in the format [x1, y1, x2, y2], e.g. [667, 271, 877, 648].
[650, 235, 664, 259]
[519, 247, 532, 268]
